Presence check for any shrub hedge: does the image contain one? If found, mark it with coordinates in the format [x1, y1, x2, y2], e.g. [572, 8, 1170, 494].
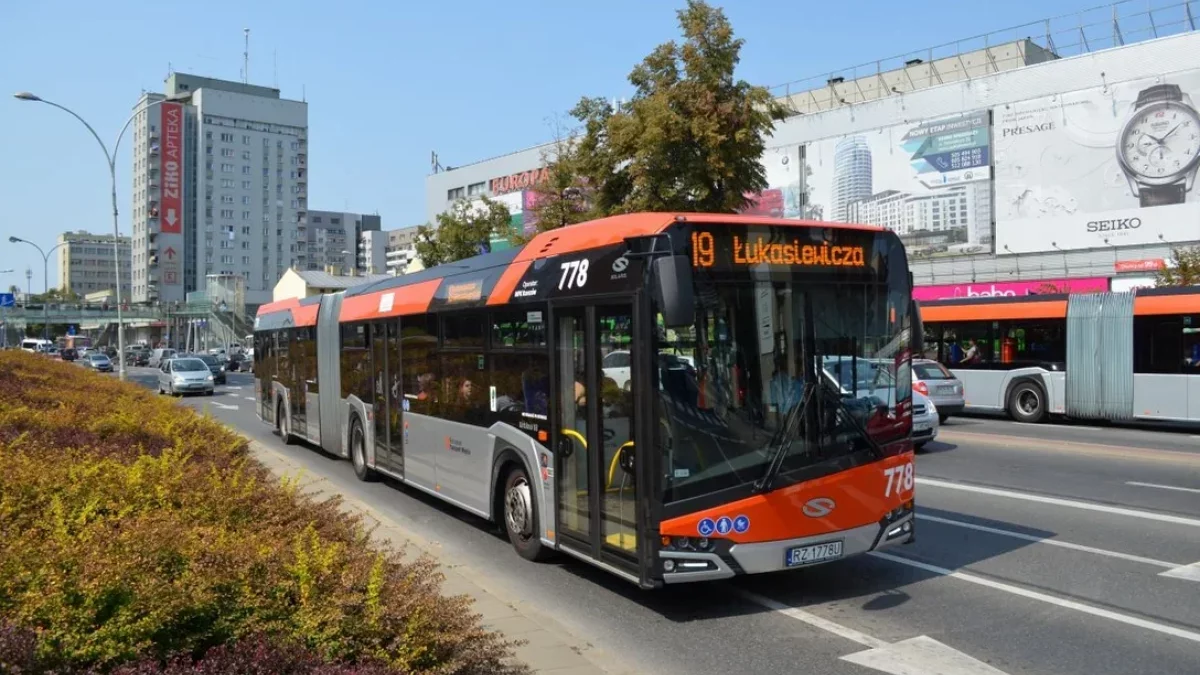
[0, 352, 526, 674]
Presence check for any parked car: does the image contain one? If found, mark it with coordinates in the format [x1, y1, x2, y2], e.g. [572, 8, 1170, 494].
[125, 348, 150, 367]
[224, 352, 246, 372]
[60, 348, 78, 362]
[911, 359, 965, 424]
[149, 348, 177, 368]
[83, 352, 114, 373]
[192, 353, 228, 385]
[912, 389, 939, 449]
[157, 357, 215, 396]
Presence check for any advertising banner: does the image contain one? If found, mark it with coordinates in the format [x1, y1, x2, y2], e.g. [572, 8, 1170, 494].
[1114, 258, 1165, 272]
[913, 276, 1108, 301]
[157, 101, 186, 302]
[995, 70, 1200, 254]
[796, 110, 993, 259]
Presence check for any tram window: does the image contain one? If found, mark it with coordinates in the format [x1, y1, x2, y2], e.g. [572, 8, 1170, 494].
[1134, 315, 1200, 374]
[442, 353, 487, 424]
[491, 309, 547, 348]
[442, 312, 485, 348]
[340, 322, 371, 403]
[401, 315, 440, 415]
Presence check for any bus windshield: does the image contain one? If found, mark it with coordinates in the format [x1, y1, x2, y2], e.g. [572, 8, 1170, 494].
[655, 225, 912, 504]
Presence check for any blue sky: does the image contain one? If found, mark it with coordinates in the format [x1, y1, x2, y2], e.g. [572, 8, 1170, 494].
[1, 0, 1108, 289]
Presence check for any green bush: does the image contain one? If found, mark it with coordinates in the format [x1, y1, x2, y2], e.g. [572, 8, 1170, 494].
[0, 352, 525, 674]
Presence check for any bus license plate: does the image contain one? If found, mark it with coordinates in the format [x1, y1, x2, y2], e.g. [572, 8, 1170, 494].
[785, 540, 844, 567]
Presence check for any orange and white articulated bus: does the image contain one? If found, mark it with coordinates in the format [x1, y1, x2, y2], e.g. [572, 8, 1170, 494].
[254, 213, 919, 587]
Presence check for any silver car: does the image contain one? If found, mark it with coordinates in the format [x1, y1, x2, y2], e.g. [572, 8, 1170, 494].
[912, 390, 940, 449]
[912, 359, 964, 423]
[157, 357, 215, 396]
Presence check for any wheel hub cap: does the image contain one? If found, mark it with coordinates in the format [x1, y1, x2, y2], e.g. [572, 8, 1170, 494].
[506, 479, 532, 538]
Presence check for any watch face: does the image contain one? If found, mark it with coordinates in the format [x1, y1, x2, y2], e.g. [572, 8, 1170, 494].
[1118, 100, 1200, 185]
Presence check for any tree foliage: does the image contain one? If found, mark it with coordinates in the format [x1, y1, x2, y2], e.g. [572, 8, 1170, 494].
[1155, 246, 1200, 286]
[518, 135, 593, 245]
[414, 196, 513, 267]
[554, 0, 785, 217]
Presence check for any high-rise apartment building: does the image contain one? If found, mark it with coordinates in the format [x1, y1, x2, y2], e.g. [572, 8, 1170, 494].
[129, 73, 308, 306]
[304, 210, 382, 274]
[384, 226, 420, 276]
[359, 230, 387, 275]
[831, 136, 873, 223]
[56, 231, 132, 297]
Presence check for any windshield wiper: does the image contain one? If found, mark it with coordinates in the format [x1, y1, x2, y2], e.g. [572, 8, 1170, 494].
[752, 384, 814, 494]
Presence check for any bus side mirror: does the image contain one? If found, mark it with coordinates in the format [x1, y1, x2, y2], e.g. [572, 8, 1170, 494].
[910, 299, 924, 354]
[652, 254, 695, 328]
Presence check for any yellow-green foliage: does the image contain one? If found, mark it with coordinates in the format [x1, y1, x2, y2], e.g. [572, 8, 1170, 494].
[0, 352, 524, 674]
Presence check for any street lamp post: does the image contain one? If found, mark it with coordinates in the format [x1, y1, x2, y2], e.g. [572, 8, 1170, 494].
[7, 237, 65, 341]
[14, 90, 190, 380]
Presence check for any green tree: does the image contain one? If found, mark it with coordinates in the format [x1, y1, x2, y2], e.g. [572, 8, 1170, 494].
[565, 0, 785, 216]
[414, 196, 513, 267]
[1155, 246, 1200, 286]
[518, 134, 593, 245]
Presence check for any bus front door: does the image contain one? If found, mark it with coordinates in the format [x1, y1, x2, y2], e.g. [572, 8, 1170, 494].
[552, 303, 639, 576]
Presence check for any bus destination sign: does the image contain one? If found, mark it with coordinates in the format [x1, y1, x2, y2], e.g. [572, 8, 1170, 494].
[691, 230, 867, 270]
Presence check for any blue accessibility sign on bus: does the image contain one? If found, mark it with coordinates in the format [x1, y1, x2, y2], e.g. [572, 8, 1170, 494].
[697, 518, 716, 537]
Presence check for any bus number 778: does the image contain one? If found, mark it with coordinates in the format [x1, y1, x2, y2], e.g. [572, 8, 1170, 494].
[883, 462, 914, 497]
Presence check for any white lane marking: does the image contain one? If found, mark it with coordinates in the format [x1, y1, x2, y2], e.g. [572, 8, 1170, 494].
[1013, 422, 1103, 431]
[226, 385, 243, 390]
[916, 477, 1200, 528]
[1126, 481, 1200, 495]
[871, 552, 1200, 645]
[736, 591, 1012, 674]
[842, 635, 1010, 675]
[737, 590, 885, 648]
[1159, 562, 1200, 582]
[916, 513, 1178, 569]
[209, 401, 238, 410]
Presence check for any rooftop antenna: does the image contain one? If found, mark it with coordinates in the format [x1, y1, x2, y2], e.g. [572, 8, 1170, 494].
[302, 84, 306, 102]
[242, 28, 250, 84]
[273, 49, 278, 88]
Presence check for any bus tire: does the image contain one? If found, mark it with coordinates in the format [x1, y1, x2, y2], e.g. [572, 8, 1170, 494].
[1008, 381, 1046, 424]
[502, 464, 549, 562]
[277, 400, 294, 445]
[349, 418, 377, 482]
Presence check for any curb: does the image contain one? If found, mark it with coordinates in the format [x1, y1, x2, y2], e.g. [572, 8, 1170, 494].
[247, 439, 635, 675]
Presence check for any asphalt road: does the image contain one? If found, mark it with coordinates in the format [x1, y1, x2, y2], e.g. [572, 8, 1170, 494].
[122, 367, 1200, 675]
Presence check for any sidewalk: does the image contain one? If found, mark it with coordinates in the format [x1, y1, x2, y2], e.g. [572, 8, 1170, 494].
[248, 440, 632, 675]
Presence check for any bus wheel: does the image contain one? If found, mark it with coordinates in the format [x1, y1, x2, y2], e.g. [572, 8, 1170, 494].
[503, 466, 548, 562]
[350, 419, 377, 482]
[1008, 382, 1046, 423]
[277, 401, 294, 445]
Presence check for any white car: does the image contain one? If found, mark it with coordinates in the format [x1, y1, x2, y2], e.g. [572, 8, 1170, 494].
[912, 390, 939, 449]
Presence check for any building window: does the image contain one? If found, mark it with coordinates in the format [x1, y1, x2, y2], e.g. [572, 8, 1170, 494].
[242, 150, 251, 160]
[243, 166, 251, 175]
[205, 131, 213, 140]
[447, 187, 465, 201]
[220, 132, 234, 143]
[221, 195, 234, 204]
[242, 180, 252, 189]
[242, 135, 251, 145]
[221, 148, 234, 158]
[241, 196, 251, 205]
[242, 210, 251, 220]
[220, 209, 235, 219]
[467, 182, 486, 196]
[221, 163, 234, 173]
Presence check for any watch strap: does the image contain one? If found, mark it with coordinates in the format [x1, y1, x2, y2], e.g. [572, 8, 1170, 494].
[1139, 182, 1187, 207]
[1135, 84, 1183, 108]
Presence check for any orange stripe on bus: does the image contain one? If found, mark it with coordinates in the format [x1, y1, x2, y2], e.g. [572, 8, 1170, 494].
[487, 260, 532, 305]
[1133, 293, 1200, 316]
[660, 453, 913, 544]
[293, 304, 320, 327]
[338, 278, 441, 322]
[921, 300, 1067, 322]
[257, 297, 300, 318]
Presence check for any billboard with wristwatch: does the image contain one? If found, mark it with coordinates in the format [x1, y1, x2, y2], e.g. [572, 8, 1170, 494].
[994, 71, 1200, 254]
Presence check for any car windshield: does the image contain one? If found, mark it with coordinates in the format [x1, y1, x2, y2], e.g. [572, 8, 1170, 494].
[196, 355, 218, 365]
[91, 354, 108, 361]
[172, 359, 207, 372]
[914, 361, 954, 380]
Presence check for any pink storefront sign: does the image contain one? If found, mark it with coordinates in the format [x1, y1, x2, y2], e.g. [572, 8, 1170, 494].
[913, 277, 1109, 301]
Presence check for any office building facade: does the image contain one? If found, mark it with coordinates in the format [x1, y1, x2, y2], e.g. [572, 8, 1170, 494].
[129, 73, 308, 306]
[56, 230, 132, 298]
[304, 210, 382, 274]
[384, 225, 420, 275]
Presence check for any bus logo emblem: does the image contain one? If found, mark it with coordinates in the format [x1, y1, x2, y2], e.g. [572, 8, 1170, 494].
[802, 498, 836, 518]
[612, 256, 628, 273]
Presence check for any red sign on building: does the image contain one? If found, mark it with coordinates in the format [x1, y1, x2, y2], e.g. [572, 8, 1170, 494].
[1114, 259, 1164, 273]
[160, 102, 183, 235]
[490, 167, 549, 195]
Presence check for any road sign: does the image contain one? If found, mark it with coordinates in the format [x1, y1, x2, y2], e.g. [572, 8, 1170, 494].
[0, 293, 13, 308]
[67, 325, 76, 336]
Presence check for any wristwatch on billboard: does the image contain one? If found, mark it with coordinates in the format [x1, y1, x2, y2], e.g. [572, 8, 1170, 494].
[1117, 83, 1200, 207]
